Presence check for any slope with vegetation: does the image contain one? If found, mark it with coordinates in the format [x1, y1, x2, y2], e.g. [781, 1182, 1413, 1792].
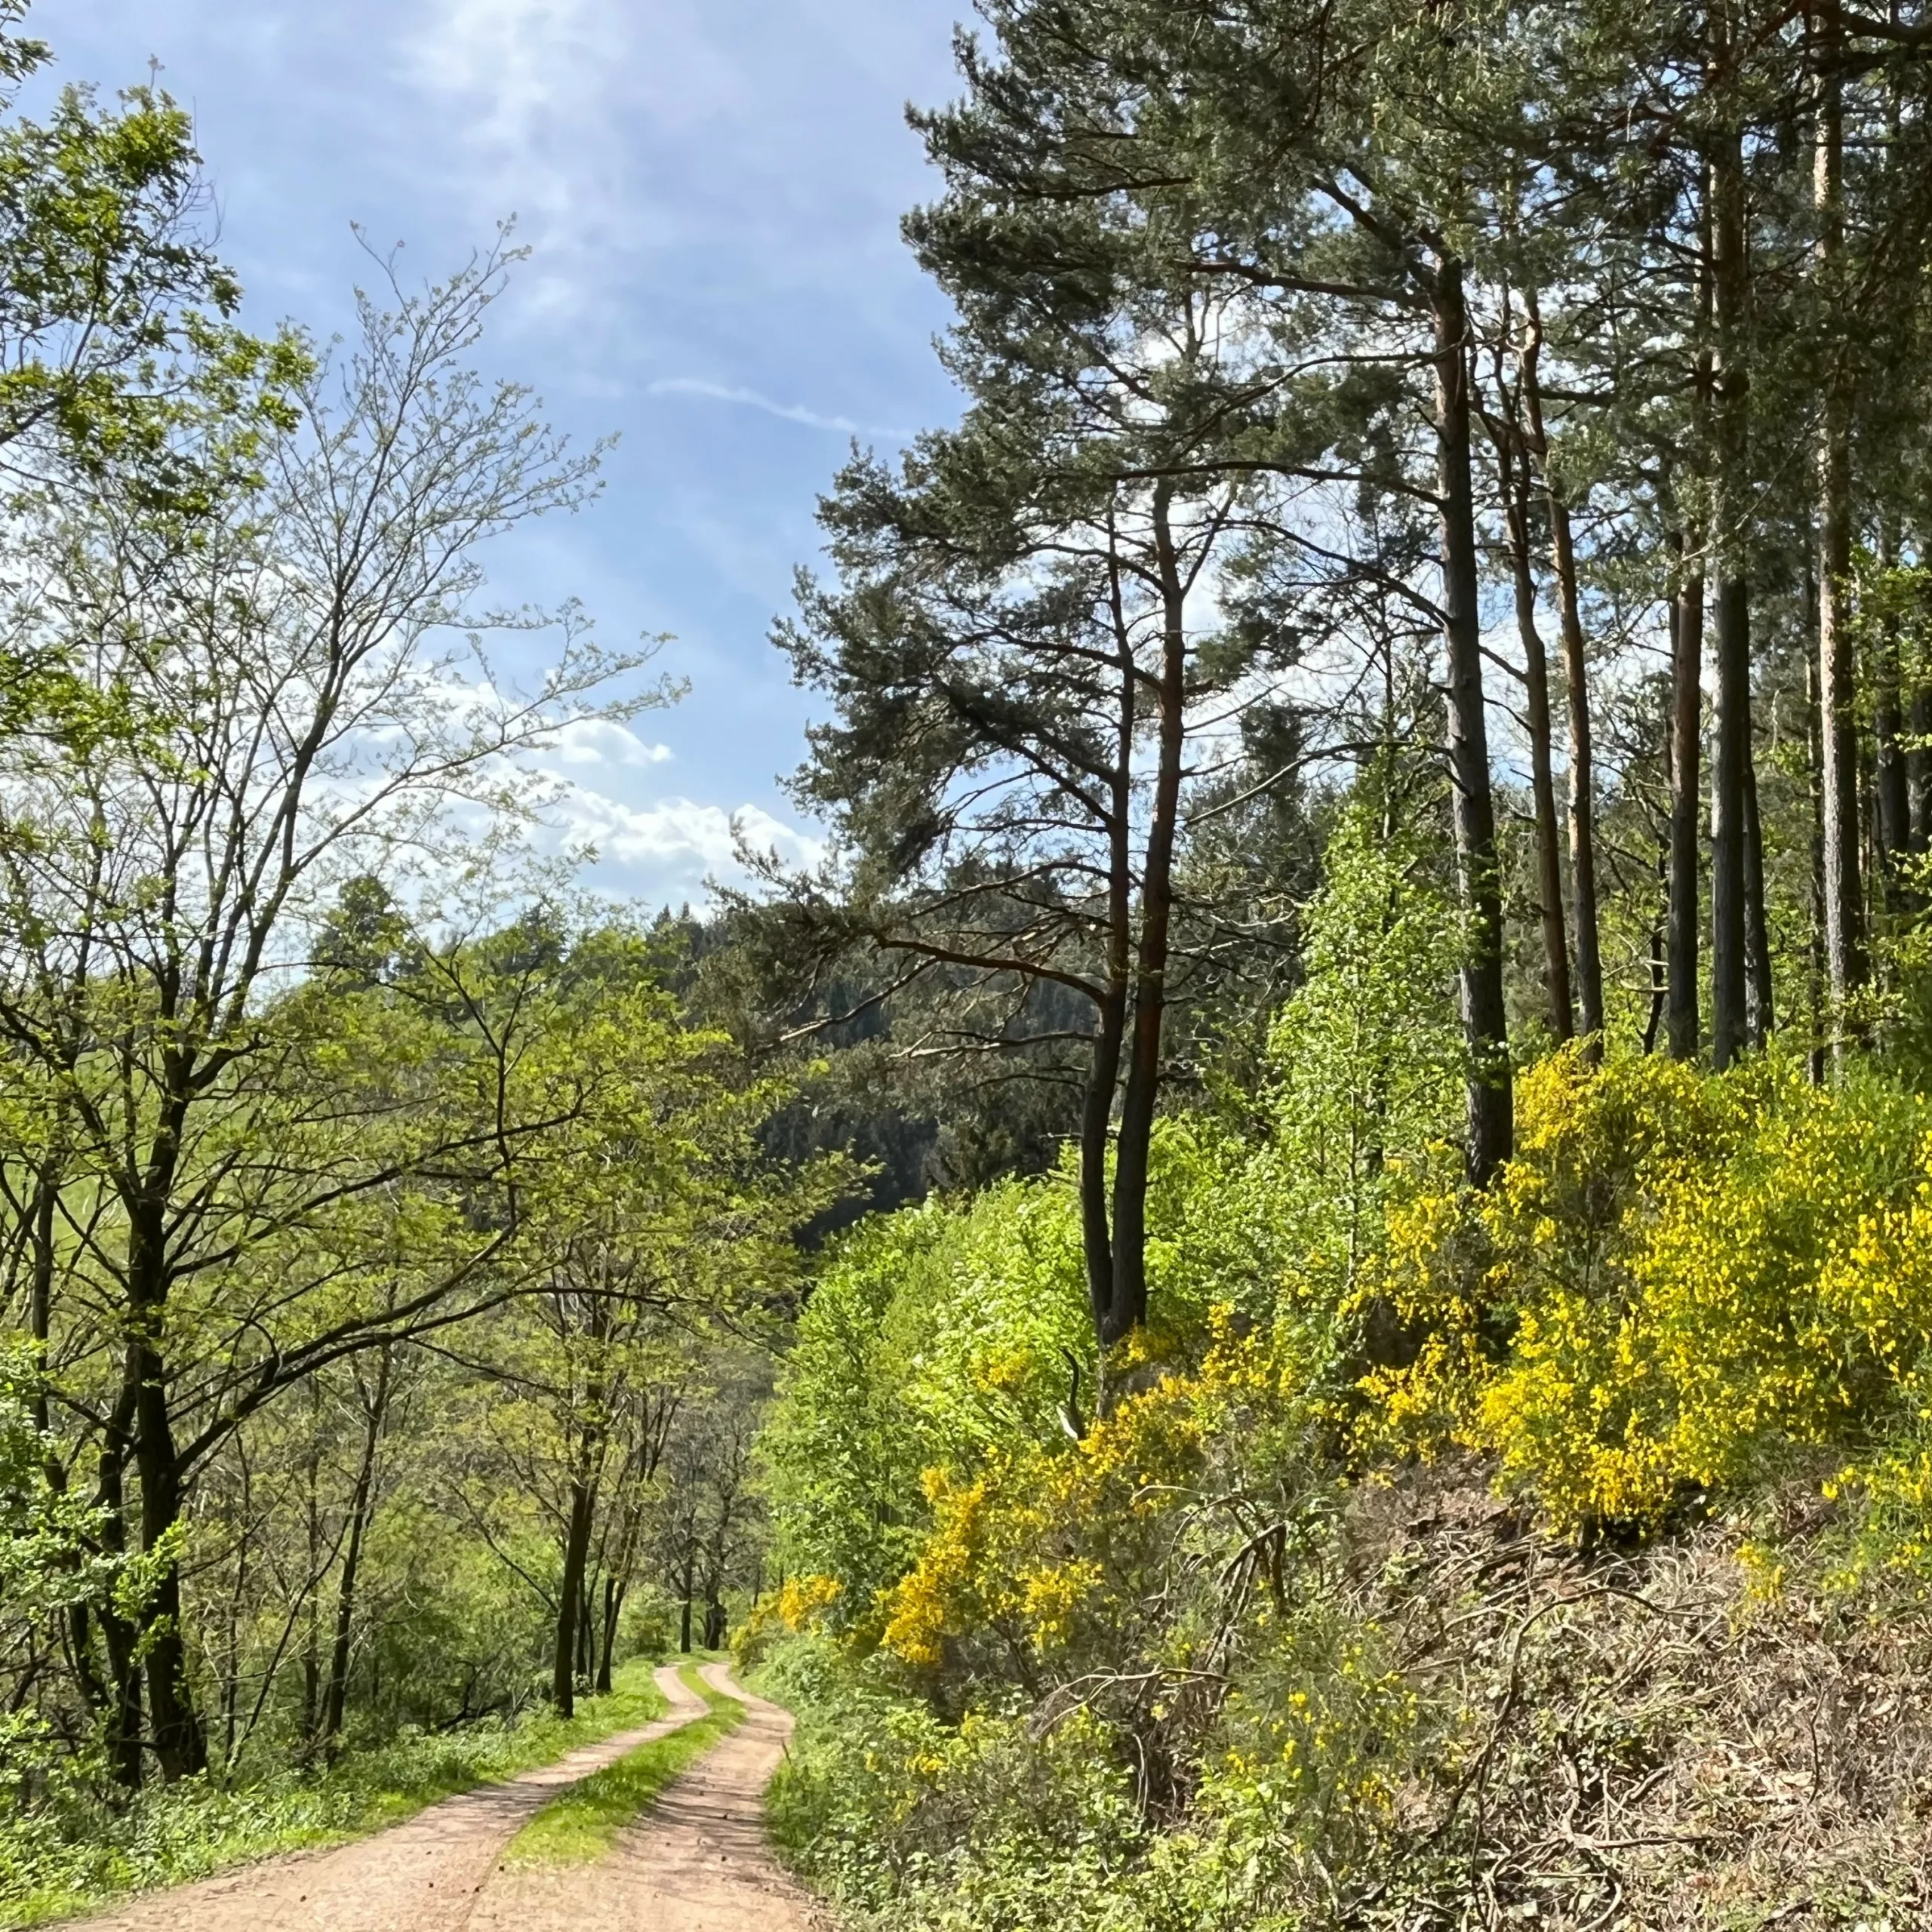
[730, 0, 1932, 1926]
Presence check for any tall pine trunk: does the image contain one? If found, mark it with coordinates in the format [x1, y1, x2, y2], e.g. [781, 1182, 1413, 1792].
[1498, 438, 1573, 1040]
[1081, 616, 1135, 1350]
[1435, 256, 1512, 1180]
[1668, 528, 1706, 1059]
[1547, 488, 1604, 1051]
[1875, 525, 1909, 887]
[1815, 13, 1863, 1060]
[1520, 312, 1602, 1051]
[1107, 482, 1186, 1343]
[1744, 745, 1775, 1044]
[1707, 103, 1753, 1072]
[1808, 629, 1830, 1081]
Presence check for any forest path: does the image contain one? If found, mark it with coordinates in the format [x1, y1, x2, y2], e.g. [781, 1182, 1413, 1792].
[463, 1661, 820, 1932]
[70, 1665, 709, 1932]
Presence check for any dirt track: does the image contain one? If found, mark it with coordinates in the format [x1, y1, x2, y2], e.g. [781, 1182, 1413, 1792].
[466, 1662, 818, 1931]
[72, 1664, 712, 1932]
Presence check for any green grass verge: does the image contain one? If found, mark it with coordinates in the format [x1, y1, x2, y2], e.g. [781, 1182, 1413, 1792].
[499, 1662, 745, 1869]
[1, 1659, 677, 1929]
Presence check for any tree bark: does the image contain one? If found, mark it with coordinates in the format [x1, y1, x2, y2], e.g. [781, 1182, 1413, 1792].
[1808, 628, 1829, 1081]
[1520, 317, 1603, 1051]
[96, 1377, 144, 1791]
[1081, 615, 1135, 1349]
[1498, 438, 1573, 1041]
[1668, 530, 1706, 1060]
[1107, 481, 1186, 1343]
[302, 1382, 322, 1754]
[552, 1433, 601, 1717]
[1744, 740, 1775, 1044]
[1875, 527, 1909, 885]
[1435, 256, 1512, 1180]
[321, 1349, 390, 1760]
[1814, 2, 1864, 1063]
[1910, 625, 1932, 851]
[1707, 105, 1752, 1072]
[1546, 489, 1604, 1051]
[127, 1180, 207, 1780]
[597, 1576, 625, 1694]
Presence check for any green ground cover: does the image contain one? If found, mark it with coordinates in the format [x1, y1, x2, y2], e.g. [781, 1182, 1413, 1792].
[500, 1661, 746, 1869]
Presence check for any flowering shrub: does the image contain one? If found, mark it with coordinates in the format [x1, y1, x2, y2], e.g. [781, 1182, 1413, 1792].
[1366, 1048, 1932, 1531]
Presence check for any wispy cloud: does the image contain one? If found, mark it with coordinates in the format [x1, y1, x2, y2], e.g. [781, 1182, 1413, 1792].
[648, 377, 911, 440]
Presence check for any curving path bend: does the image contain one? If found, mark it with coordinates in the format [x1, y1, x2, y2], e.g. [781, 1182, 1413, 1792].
[465, 1661, 820, 1931]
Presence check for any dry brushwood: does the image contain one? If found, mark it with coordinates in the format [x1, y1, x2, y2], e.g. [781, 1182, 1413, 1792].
[1334, 1464, 1932, 1929]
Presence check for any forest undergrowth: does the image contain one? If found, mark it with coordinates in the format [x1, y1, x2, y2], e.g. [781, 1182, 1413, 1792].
[747, 859, 1932, 1930]
[762, 1471, 1932, 1931]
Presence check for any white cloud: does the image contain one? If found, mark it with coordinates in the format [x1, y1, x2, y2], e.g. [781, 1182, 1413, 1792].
[544, 717, 675, 768]
[548, 783, 823, 903]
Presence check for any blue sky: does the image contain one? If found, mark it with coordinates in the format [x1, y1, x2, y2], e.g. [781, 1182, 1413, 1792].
[54, 0, 970, 909]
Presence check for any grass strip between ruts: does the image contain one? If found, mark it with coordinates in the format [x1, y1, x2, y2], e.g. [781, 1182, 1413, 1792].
[498, 1663, 746, 1869]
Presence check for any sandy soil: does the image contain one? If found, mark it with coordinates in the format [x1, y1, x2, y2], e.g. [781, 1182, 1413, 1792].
[69, 1664, 709, 1932]
[463, 1661, 822, 1932]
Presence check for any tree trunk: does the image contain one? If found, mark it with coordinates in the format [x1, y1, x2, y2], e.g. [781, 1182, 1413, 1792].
[1435, 256, 1512, 1180]
[1910, 661, 1932, 854]
[1080, 626, 1135, 1349]
[1808, 631, 1829, 1081]
[596, 1577, 624, 1695]
[321, 1350, 390, 1760]
[1645, 678, 1672, 1052]
[1707, 110, 1752, 1072]
[1744, 739, 1774, 1045]
[1107, 481, 1186, 1344]
[1546, 491, 1604, 1051]
[96, 1377, 144, 1791]
[1814, 6, 1863, 1063]
[552, 1441, 600, 1718]
[302, 1385, 321, 1755]
[1521, 295, 1600, 1051]
[29, 1164, 115, 1734]
[1668, 530, 1706, 1060]
[1499, 441, 1573, 1040]
[1875, 526, 1909, 890]
[127, 1194, 207, 1781]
